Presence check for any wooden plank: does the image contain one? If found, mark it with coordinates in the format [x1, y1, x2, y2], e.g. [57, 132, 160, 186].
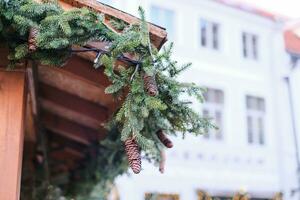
[48, 132, 88, 153]
[42, 111, 105, 145]
[38, 63, 114, 107]
[58, 0, 168, 49]
[0, 70, 26, 200]
[40, 98, 106, 131]
[51, 55, 110, 87]
[39, 83, 109, 123]
[50, 148, 84, 161]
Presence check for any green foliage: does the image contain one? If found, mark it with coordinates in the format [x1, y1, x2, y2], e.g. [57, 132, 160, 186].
[0, 0, 116, 66]
[109, 16, 129, 31]
[2, 0, 215, 199]
[103, 7, 216, 163]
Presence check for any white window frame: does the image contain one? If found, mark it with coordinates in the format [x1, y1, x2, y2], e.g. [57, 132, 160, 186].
[242, 32, 259, 60]
[200, 19, 220, 50]
[246, 96, 265, 145]
[150, 5, 175, 41]
[202, 88, 224, 140]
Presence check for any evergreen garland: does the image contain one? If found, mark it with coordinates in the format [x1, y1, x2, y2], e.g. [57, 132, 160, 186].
[102, 8, 214, 165]
[1, 0, 215, 199]
[0, 0, 115, 67]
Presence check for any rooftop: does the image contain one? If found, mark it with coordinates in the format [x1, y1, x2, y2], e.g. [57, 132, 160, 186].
[213, 0, 288, 21]
[284, 22, 300, 56]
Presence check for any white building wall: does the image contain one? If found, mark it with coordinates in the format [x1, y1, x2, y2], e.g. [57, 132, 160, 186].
[103, 0, 300, 199]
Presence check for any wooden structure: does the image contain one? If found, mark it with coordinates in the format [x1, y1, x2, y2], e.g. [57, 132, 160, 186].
[0, 1, 167, 199]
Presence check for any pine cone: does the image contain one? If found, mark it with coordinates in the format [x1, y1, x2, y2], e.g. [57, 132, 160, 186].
[159, 150, 166, 174]
[143, 74, 158, 96]
[124, 138, 141, 174]
[28, 27, 39, 52]
[156, 130, 173, 148]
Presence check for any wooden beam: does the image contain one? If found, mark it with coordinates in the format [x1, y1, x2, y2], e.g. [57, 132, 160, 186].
[42, 111, 105, 145]
[58, 0, 168, 49]
[24, 61, 39, 142]
[24, 92, 36, 142]
[47, 56, 110, 87]
[0, 70, 26, 200]
[38, 63, 114, 107]
[26, 63, 38, 116]
[48, 132, 88, 153]
[39, 83, 109, 123]
[50, 147, 84, 161]
[40, 98, 106, 131]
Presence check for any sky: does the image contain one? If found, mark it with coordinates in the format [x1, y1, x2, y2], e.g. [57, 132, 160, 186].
[237, 0, 300, 18]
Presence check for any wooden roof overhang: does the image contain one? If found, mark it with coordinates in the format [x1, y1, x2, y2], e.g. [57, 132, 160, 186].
[0, 0, 167, 182]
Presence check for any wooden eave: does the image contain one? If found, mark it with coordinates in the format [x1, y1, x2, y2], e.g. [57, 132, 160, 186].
[58, 0, 168, 50]
[0, 0, 168, 181]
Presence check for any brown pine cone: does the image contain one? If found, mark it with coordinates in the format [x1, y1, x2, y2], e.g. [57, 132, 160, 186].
[159, 150, 166, 174]
[143, 74, 158, 96]
[28, 27, 39, 52]
[156, 130, 173, 148]
[124, 138, 141, 174]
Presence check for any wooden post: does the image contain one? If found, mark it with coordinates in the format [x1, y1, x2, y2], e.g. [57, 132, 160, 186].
[0, 70, 26, 200]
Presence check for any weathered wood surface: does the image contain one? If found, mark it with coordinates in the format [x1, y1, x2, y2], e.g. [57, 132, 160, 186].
[58, 0, 167, 49]
[0, 70, 26, 200]
[42, 111, 105, 145]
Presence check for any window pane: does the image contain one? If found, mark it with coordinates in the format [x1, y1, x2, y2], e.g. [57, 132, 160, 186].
[207, 88, 215, 103]
[247, 96, 265, 111]
[246, 96, 255, 110]
[203, 109, 210, 138]
[257, 98, 265, 111]
[215, 111, 222, 139]
[203, 89, 209, 101]
[243, 32, 259, 60]
[151, 6, 175, 41]
[97, 0, 111, 5]
[258, 117, 264, 145]
[202, 88, 224, 141]
[200, 20, 220, 50]
[164, 9, 175, 40]
[215, 89, 224, 104]
[252, 35, 258, 59]
[204, 88, 224, 103]
[212, 23, 219, 49]
[200, 19, 207, 47]
[150, 6, 160, 23]
[242, 33, 247, 58]
[246, 96, 266, 145]
[247, 116, 253, 143]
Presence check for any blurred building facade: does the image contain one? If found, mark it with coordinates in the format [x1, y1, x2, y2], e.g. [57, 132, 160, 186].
[100, 0, 300, 199]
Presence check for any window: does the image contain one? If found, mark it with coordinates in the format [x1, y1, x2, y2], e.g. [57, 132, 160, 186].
[242, 32, 258, 60]
[198, 191, 272, 200]
[202, 88, 224, 140]
[145, 193, 179, 200]
[150, 6, 175, 41]
[97, 0, 112, 5]
[198, 191, 231, 200]
[200, 19, 220, 50]
[246, 96, 265, 145]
